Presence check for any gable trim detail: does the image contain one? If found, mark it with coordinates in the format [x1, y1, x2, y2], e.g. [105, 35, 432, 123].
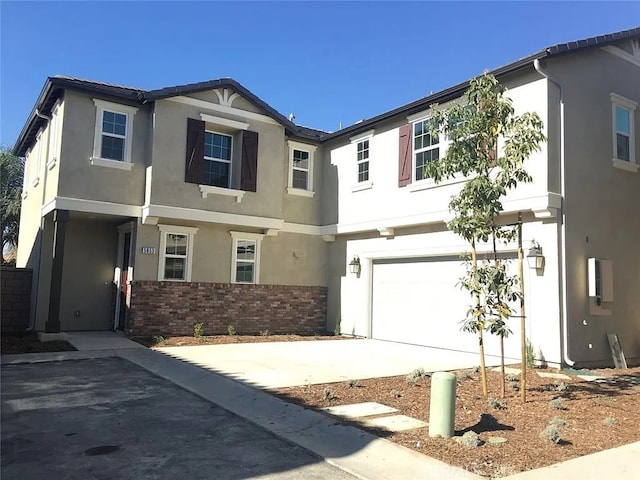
[166, 96, 281, 126]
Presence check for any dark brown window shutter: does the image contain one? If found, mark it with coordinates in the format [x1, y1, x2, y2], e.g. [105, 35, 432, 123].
[398, 124, 412, 187]
[185, 118, 205, 184]
[240, 130, 258, 192]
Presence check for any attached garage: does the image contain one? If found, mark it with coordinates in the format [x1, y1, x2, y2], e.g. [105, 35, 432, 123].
[371, 256, 522, 361]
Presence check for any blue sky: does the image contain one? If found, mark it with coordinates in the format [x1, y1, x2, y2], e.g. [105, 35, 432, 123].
[1, 1, 639, 148]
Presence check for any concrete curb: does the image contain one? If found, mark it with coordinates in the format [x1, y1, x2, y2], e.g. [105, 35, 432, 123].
[116, 348, 482, 480]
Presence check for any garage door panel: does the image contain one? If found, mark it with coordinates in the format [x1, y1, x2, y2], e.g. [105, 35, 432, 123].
[372, 258, 522, 360]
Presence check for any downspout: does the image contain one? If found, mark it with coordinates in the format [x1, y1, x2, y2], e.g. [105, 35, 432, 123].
[28, 109, 52, 331]
[533, 59, 575, 366]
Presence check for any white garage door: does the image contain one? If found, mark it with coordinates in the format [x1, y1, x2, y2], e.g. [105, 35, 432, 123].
[371, 257, 521, 360]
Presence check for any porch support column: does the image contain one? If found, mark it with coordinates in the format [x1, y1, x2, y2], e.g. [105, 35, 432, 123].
[45, 209, 69, 333]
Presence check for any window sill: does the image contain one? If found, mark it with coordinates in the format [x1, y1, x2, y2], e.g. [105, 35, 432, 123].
[47, 158, 57, 170]
[408, 176, 465, 192]
[351, 181, 373, 192]
[612, 159, 639, 173]
[199, 185, 245, 202]
[159, 278, 189, 283]
[90, 157, 133, 170]
[287, 187, 315, 198]
[31, 177, 40, 188]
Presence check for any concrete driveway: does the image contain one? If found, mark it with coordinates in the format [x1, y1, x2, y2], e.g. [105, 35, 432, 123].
[154, 338, 488, 389]
[1, 357, 356, 480]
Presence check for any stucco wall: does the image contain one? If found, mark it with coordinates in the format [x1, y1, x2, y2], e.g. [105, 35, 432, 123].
[133, 222, 328, 286]
[547, 45, 640, 366]
[56, 90, 148, 206]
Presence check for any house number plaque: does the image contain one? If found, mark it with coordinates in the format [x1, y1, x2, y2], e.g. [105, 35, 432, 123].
[141, 247, 157, 255]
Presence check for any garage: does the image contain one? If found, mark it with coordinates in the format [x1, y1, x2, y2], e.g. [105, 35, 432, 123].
[371, 256, 522, 361]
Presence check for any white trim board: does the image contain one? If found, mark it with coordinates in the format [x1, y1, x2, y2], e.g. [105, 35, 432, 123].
[167, 96, 281, 126]
[42, 197, 142, 218]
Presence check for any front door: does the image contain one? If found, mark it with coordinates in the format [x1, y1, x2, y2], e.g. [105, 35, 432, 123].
[114, 223, 134, 331]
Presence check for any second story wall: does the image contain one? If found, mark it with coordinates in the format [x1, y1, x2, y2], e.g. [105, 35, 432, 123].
[148, 93, 323, 225]
[57, 90, 149, 207]
[321, 71, 552, 232]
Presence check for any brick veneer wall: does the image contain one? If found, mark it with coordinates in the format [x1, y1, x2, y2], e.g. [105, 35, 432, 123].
[127, 281, 328, 336]
[1, 267, 32, 334]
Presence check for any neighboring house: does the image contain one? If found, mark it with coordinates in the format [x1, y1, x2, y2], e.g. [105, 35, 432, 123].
[14, 26, 639, 368]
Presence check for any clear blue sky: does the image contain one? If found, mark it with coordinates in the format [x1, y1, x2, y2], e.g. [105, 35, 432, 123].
[1, 1, 639, 148]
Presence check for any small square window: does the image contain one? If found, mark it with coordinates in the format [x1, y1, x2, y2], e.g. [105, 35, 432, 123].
[231, 235, 262, 284]
[92, 99, 138, 167]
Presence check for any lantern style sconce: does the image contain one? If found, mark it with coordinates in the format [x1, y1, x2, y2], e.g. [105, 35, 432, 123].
[527, 240, 544, 270]
[349, 255, 361, 278]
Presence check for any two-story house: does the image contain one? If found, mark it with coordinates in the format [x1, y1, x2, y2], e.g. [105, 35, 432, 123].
[14, 26, 640, 368]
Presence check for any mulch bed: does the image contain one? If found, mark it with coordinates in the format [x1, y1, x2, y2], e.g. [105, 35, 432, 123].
[1, 333, 77, 355]
[131, 334, 350, 348]
[270, 365, 640, 478]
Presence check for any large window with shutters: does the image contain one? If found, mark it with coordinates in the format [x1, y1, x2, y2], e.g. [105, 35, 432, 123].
[204, 131, 233, 187]
[185, 116, 259, 199]
[413, 118, 440, 182]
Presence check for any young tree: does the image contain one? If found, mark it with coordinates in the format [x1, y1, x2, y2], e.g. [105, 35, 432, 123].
[0, 147, 24, 263]
[425, 74, 545, 398]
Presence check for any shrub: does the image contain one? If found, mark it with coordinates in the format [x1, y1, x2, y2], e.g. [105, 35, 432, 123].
[193, 323, 204, 339]
[549, 398, 567, 410]
[505, 373, 519, 382]
[541, 425, 562, 444]
[391, 389, 403, 399]
[152, 335, 166, 345]
[347, 379, 360, 388]
[455, 431, 482, 448]
[406, 368, 428, 386]
[525, 339, 535, 367]
[555, 382, 570, 393]
[323, 388, 336, 401]
[509, 381, 520, 391]
[488, 397, 506, 410]
[603, 417, 617, 426]
[259, 329, 270, 337]
[227, 324, 236, 336]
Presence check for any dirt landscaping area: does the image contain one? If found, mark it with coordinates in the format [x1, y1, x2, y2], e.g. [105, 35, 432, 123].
[271, 365, 640, 478]
[132, 333, 349, 347]
[0, 334, 77, 355]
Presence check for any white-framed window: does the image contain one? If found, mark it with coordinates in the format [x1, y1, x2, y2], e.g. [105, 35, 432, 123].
[157, 225, 198, 282]
[413, 118, 441, 182]
[357, 139, 370, 183]
[230, 231, 264, 284]
[287, 140, 317, 197]
[204, 131, 233, 188]
[47, 102, 61, 169]
[611, 93, 637, 172]
[32, 130, 43, 187]
[91, 99, 138, 170]
[22, 148, 31, 198]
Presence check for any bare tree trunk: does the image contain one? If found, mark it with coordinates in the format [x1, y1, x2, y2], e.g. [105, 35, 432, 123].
[517, 215, 527, 402]
[472, 241, 488, 399]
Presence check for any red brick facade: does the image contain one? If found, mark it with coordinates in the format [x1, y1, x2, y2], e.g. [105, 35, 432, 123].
[127, 281, 328, 336]
[1, 267, 32, 334]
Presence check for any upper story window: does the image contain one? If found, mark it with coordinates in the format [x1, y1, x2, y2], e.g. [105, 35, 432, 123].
[157, 225, 198, 282]
[287, 140, 317, 197]
[230, 231, 264, 284]
[47, 102, 61, 169]
[610, 93, 638, 173]
[203, 131, 233, 187]
[413, 118, 440, 181]
[91, 99, 138, 171]
[357, 140, 370, 183]
[185, 116, 257, 199]
[292, 150, 310, 188]
[31, 130, 43, 187]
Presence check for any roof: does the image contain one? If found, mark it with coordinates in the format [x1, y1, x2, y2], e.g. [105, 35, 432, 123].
[13, 25, 639, 156]
[13, 77, 328, 156]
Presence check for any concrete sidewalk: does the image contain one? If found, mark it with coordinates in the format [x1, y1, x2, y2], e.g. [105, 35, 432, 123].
[3, 347, 638, 480]
[66, 331, 144, 351]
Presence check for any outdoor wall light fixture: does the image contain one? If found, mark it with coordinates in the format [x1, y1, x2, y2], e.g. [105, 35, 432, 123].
[349, 255, 361, 278]
[527, 240, 545, 270]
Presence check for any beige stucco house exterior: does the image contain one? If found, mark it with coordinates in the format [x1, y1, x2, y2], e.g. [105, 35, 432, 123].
[14, 26, 639, 368]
